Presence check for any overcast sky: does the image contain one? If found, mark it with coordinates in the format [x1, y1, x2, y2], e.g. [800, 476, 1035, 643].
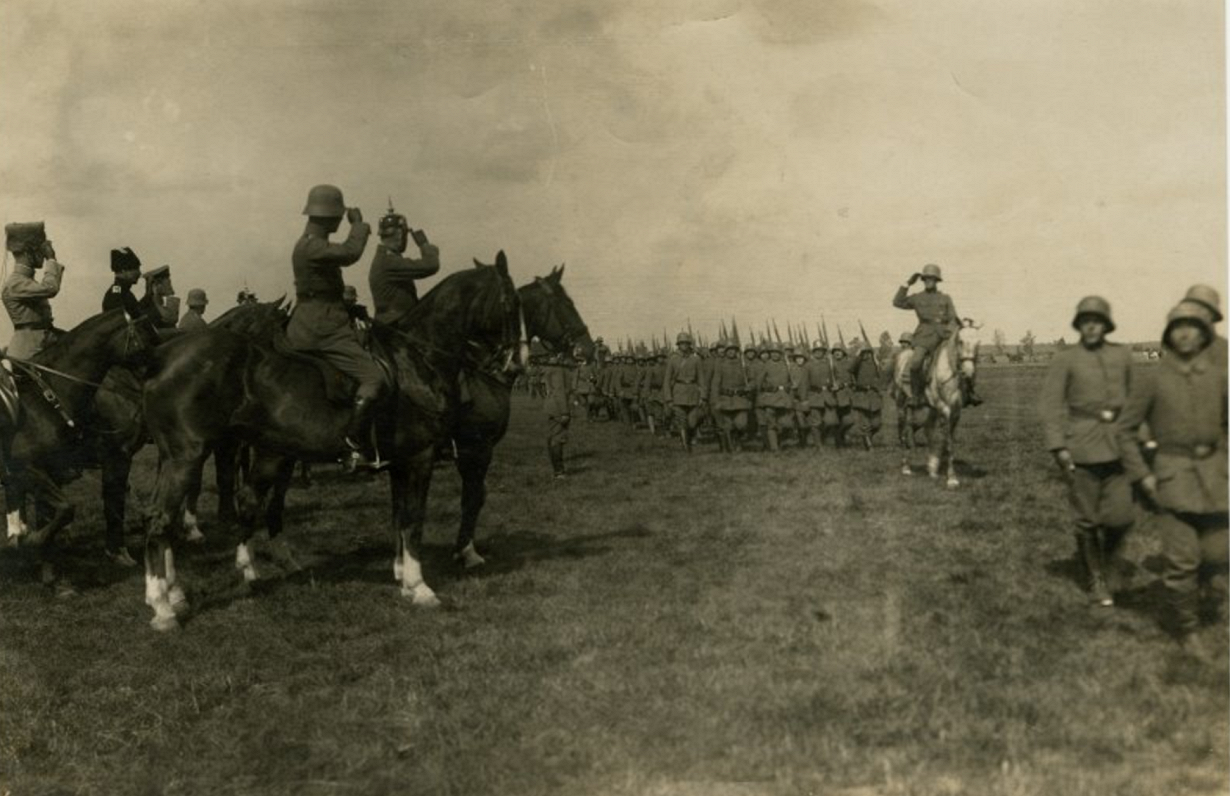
[0, 0, 1223, 346]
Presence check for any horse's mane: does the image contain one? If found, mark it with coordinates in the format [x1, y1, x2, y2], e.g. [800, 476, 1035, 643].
[32, 309, 129, 363]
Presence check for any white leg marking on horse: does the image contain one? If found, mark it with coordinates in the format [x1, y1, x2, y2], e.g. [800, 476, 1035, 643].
[399, 549, 440, 607]
[146, 574, 179, 631]
[168, 584, 189, 616]
[183, 510, 205, 543]
[236, 543, 258, 582]
[393, 554, 404, 582]
[926, 455, 940, 478]
[6, 509, 27, 539]
[458, 542, 486, 569]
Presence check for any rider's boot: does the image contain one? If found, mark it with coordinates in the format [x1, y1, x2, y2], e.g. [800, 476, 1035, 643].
[343, 395, 382, 473]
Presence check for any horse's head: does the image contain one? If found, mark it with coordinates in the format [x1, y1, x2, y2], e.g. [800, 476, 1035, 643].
[518, 263, 593, 359]
[953, 319, 983, 378]
[468, 251, 525, 377]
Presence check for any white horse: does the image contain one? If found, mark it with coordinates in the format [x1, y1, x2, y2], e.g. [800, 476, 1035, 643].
[893, 322, 982, 487]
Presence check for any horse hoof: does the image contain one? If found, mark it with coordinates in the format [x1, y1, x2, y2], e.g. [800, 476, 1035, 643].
[901, 465, 912, 476]
[403, 584, 442, 608]
[54, 582, 78, 599]
[456, 544, 486, 570]
[946, 479, 960, 489]
[168, 587, 190, 616]
[150, 614, 180, 632]
[185, 528, 206, 544]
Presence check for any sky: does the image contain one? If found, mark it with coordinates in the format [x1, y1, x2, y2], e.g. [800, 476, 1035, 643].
[0, 0, 1224, 346]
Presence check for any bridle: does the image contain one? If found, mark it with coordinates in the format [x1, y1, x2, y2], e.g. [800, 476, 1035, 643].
[524, 277, 588, 354]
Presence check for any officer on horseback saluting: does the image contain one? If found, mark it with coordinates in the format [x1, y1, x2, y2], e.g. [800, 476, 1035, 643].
[892, 263, 982, 407]
[2, 222, 65, 360]
[288, 184, 387, 471]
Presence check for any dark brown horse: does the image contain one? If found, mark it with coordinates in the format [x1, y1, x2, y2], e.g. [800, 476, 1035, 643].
[1, 309, 159, 590]
[140, 255, 522, 630]
[449, 263, 593, 568]
[91, 299, 290, 561]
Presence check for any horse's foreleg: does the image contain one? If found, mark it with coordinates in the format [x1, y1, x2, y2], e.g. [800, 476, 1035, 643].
[181, 445, 209, 543]
[264, 456, 301, 573]
[945, 410, 961, 489]
[926, 407, 944, 479]
[22, 469, 75, 597]
[144, 457, 200, 630]
[233, 453, 282, 583]
[213, 436, 240, 526]
[391, 451, 440, 607]
[454, 438, 492, 570]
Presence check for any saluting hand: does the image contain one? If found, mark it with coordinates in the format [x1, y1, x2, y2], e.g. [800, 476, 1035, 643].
[346, 207, 364, 224]
[41, 240, 57, 261]
[907, 273, 920, 286]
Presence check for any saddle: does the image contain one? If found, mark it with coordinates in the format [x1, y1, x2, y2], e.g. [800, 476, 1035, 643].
[267, 329, 395, 406]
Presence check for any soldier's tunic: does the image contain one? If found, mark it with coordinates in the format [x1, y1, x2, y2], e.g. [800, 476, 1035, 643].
[543, 361, 574, 446]
[756, 359, 796, 431]
[796, 356, 836, 431]
[1115, 343, 1227, 629]
[641, 360, 667, 427]
[709, 357, 751, 431]
[831, 355, 854, 430]
[1039, 342, 1135, 532]
[103, 279, 142, 318]
[287, 221, 384, 399]
[850, 353, 883, 440]
[663, 350, 705, 430]
[368, 242, 441, 328]
[574, 361, 601, 417]
[3, 262, 63, 359]
[893, 286, 959, 366]
[177, 308, 208, 332]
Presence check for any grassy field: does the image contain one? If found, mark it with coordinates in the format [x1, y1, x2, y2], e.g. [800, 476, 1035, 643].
[0, 366, 1225, 796]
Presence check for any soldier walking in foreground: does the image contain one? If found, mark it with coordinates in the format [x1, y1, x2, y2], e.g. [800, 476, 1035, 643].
[1039, 297, 1135, 607]
[755, 342, 796, 452]
[1115, 300, 1227, 657]
[848, 341, 883, 450]
[287, 184, 385, 471]
[178, 289, 210, 332]
[709, 340, 752, 453]
[663, 332, 705, 452]
[893, 263, 982, 406]
[3, 223, 64, 360]
[542, 351, 575, 479]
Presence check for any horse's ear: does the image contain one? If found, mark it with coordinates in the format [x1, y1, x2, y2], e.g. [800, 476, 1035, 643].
[495, 250, 508, 275]
[473, 258, 484, 269]
[552, 263, 565, 282]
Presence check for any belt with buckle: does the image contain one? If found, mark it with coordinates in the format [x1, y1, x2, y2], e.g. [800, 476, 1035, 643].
[1157, 442, 1218, 459]
[1071, 407, 1120, 423]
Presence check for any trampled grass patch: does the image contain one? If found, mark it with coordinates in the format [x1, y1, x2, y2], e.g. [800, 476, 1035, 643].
[0, 367, 1225, 795]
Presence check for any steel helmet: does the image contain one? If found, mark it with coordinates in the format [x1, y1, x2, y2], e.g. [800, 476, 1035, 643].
[921, 263, 943, 281]
[898, 331, 913, 344]
[187, 288, 208, 307]
[1165, 300, 1213, 336]
[1072, 295, 1115, 333]
[676, 331, 693, 345]
[1184, 284, 1223, 323]
[302, 184, 346, 218]
[811, 339, 827, 352]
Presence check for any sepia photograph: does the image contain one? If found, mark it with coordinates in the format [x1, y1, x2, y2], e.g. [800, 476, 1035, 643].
[0, 1, 1226, 794]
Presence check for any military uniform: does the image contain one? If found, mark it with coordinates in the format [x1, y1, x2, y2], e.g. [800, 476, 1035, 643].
[755, 345, 796, 452]
[640, 354, 668, 434]
[139, 265, 180, 329]
[543, 354, 574, 478]
[893, 264, 960, 400]
[368, 207, 440, 328]
[663, 334, 705, 451]
[2, 223, 63, 360]
[849, 345, 883, 449]
[709, 344, 751, 452]
[796, 343, 836, 446]
[178, 288, 210, 332]
[574, 358, 601, 421]
[829, 348, 855, 445]
[1040, 297, 1136, 604]
[103, 247, 144, 320]
[1116, 302, 1227, 641]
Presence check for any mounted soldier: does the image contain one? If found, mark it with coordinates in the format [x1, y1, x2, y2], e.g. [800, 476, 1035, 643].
[140, 265, 180, 330]
[177, 289, 209, 332]
[2, 222, 64, 360]
[104, 247, 143, 318]
[893, 263, 982, 406]
[287, 183, 385, 470]
[368, 201, 440, 328]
